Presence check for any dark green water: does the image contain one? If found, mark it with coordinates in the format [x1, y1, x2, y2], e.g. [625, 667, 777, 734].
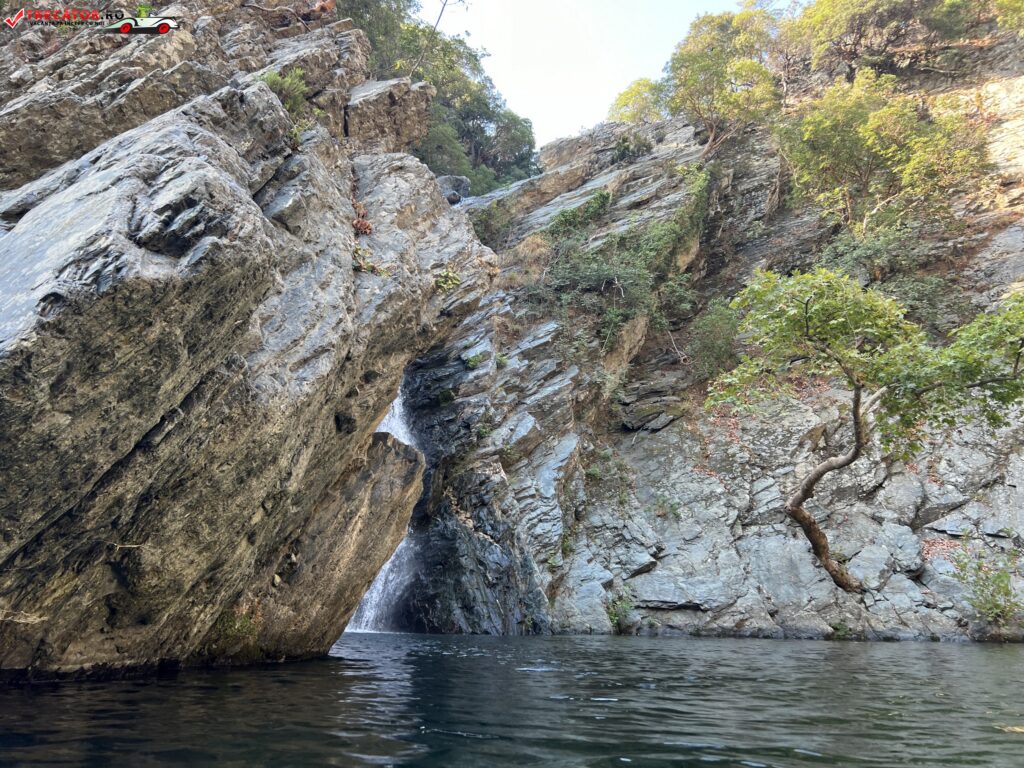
[1, 634, 1023, 766]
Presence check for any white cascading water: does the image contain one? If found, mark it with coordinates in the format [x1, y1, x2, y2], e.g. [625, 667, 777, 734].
[346, 390, 421, 633]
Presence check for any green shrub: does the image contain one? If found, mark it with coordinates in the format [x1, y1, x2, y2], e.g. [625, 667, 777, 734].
[546, 190, 611, 242]
[675, 165, 712, 246]
[879, 274, 966, 333]
[499, 444, 523, 466]
[777, 70, 991, 236]
[606, 587, 635, 631]
[820, 228, 967, 334]
[648, 494, 682, 520]
[659, 273, 697, 325]
[434, 267, 462, 293]
[953, 541, 1023, 626]
[612, 133, 653, 163]
[686, 299, 740, 381]
[560, 529, 575, 558]
[997, 0, 1024, 33]
[259, 68, 309, 118]
[535, 170, 711, 345]
[470, 200, 515, 251]
[821, 228, 932, 283]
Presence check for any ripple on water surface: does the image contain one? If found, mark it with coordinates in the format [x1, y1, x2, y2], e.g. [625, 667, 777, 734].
[0, 635, 1023, 766]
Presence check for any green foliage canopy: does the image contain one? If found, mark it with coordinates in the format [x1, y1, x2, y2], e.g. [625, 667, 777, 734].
[796, 0, 996, 78]
[338, 0, 537, 194]
[996, 0, 1024, 32]
[776, 70, 991, 235]
[608, 78, 669, 125]
[664, 12, 781, 154]
[711, 269, 1024, 458]
[537, 167, 712, 345]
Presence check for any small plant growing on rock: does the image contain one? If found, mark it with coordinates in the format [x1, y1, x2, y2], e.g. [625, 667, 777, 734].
[464, 353, 486, 370]
[606, 586, 635, 632]
[686, 299, 740, 382]
[473, 412, 495, 441]
[434, 267, 462, 293]
[952, 540, 1024, 626]
[612, 132, 653, 163]
[830, 621, 853, 640]
[352, 247, 389, 277]
[499, 444, 523, 467]
[649, 494, 682, 520]
[258, 67, 309, 119]
[288, 119, 314, 148]
[560, 528, 575, 559]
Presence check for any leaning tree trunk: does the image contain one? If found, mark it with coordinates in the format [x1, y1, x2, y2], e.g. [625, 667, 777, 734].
[785, 385, 866, 593]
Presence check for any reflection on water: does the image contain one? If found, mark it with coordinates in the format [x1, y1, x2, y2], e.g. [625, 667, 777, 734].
[1, 634, 1023, 766]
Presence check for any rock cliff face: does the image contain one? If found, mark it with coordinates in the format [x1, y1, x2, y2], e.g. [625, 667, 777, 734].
[0, 2, 492, 678]
[389, 38, 1024, 641]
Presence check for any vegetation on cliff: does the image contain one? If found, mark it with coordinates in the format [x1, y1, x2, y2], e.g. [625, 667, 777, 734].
[709, 269, 1024, 591]
[529, 167, 711, 347]
[662, 10, 780, 155]
[776, 70, 991, 236]
[592, 0, 1024, 604]
[611, 0, 1022, 137]
[338, 0, 536, 193]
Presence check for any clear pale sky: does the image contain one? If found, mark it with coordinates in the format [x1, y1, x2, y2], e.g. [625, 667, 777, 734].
[416, 0, 738, 147]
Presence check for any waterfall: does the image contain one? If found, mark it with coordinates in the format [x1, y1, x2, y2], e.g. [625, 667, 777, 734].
[376, 388, 418, 449]
[346, 390, 420, 633]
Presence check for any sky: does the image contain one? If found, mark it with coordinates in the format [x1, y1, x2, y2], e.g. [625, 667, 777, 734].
[416, 0, 738, 147]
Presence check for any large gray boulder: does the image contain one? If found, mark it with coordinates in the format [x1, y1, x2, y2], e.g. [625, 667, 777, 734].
[0, 1, 493, 678]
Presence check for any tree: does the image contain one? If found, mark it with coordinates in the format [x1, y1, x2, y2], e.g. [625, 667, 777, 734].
[337, 0, 419, 76]
[608, 78, 669, 125]
[996, 0, 1024, 33]
[796, 0, 995, 79]
[338, 1, 536, 194]
[485, 110, 538, 182]
[709, 269, 1024, 592]
[798, 0, 920, 80]
[665, 12, 781, 155]
[776, 70, 991, 235]
[769, 14, 813, 101]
